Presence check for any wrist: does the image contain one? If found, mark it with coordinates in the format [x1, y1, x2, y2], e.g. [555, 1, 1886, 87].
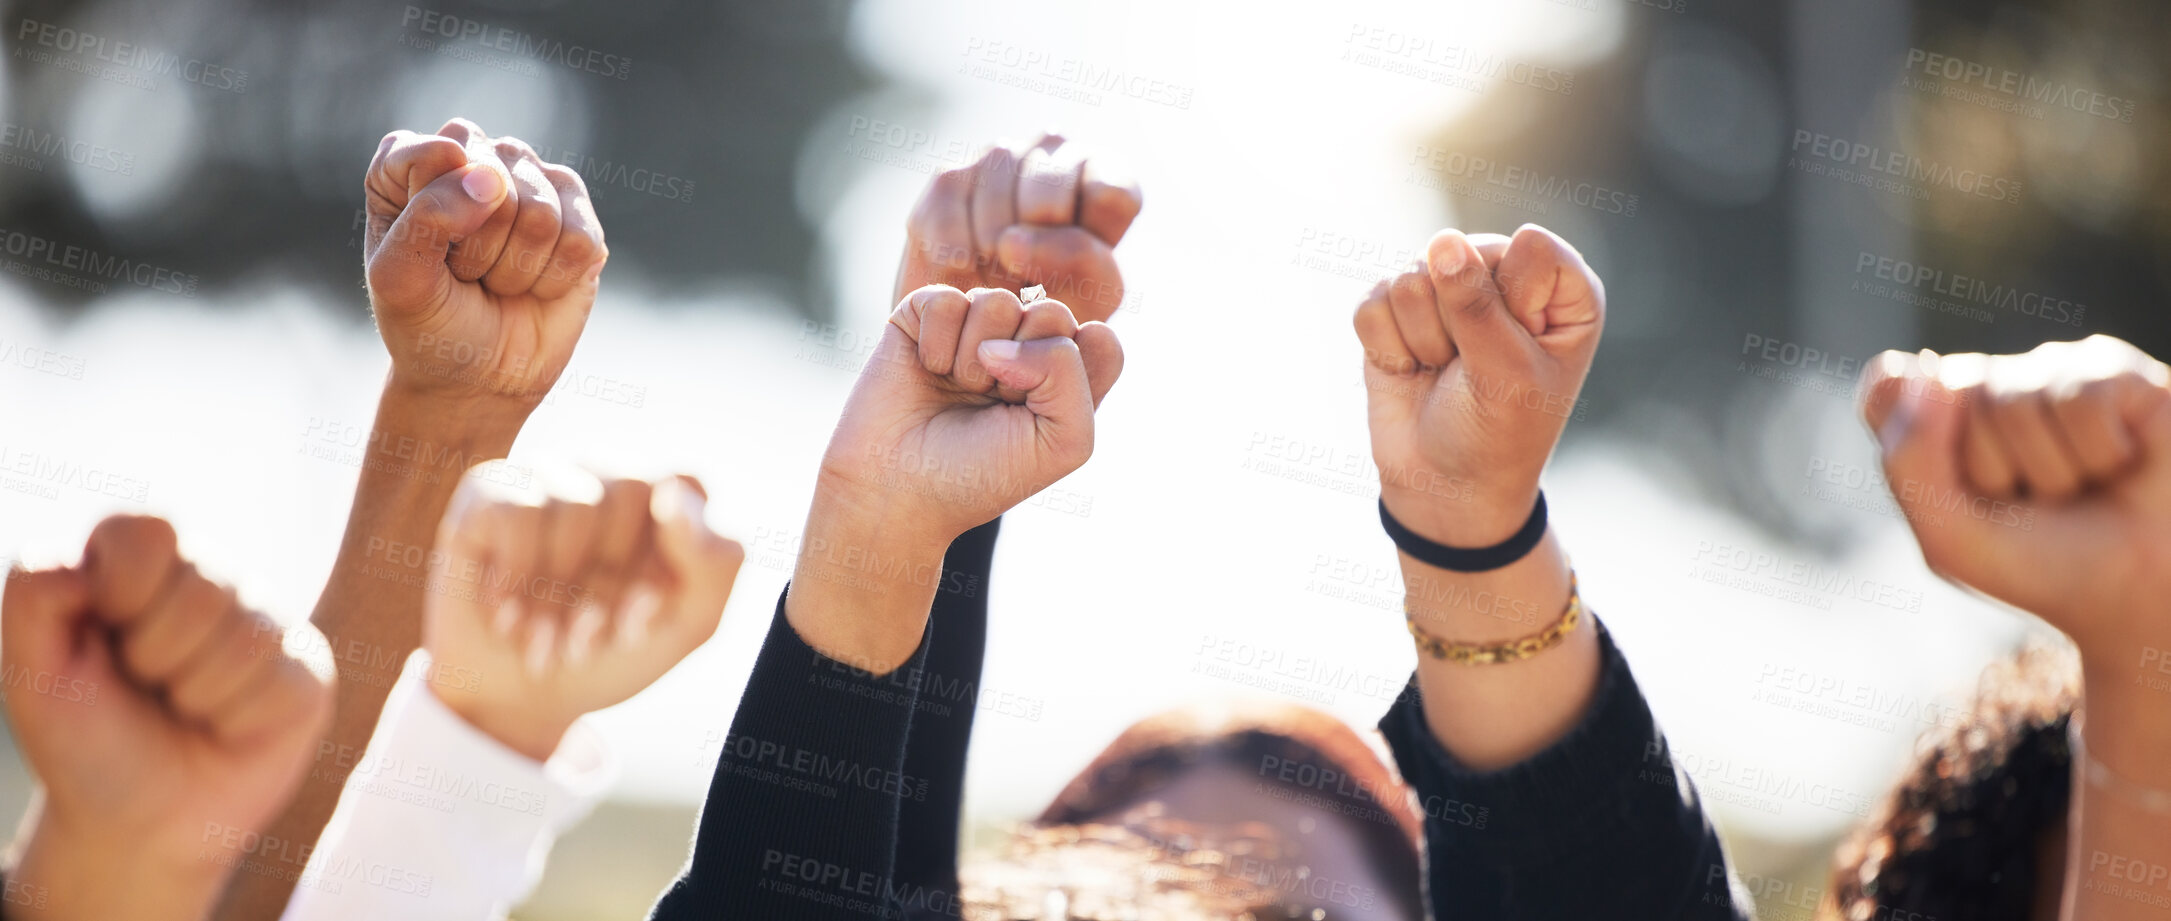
[1381, 478, 1537, 548]
[377, 375, 529, 456]
[430, 682, 571, 763]
[12, 804, 223, 921]
[785, 476, 952, 675]
[806, 468, 959, 554]
[2079, 659, 2171, 787]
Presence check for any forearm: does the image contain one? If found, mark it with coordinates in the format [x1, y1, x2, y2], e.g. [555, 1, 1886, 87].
[2061, 667, 2171, 921]
[1399, 524, 1598, 770]
[785, 473, 952, 676]
[213, 381, 521, 920]
[8, 802, 224, 921]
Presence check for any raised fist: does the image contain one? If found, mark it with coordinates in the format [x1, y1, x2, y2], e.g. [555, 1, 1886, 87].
[895, 134, 1141, 323]
[363, 117, 607, 409]
[819, 285, 1124, 547]
[1859, 336, 2171, 657]
[2, 517, 333, 920]
[1353, 225, 1605, 545]
[423, 464, 744, 760]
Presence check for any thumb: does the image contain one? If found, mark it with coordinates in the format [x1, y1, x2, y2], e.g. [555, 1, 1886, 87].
[1426, 229, 1535, 381]
[366, 160, 512, 314]
[1874, 363, 2018, 584]
[977, 337, 1097, 456]
[1858, 349, 1921, 435]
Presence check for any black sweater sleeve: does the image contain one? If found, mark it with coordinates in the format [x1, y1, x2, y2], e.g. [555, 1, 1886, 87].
[890, 518, 1001, 901]
[1379, 619, 1752, 920]
[649, 587, 931, 920]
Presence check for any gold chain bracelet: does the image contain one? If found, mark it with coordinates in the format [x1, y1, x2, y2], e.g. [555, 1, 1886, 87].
[1406, 571, 1583, 665]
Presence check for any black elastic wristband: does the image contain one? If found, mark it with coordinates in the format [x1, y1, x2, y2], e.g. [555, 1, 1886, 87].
[1380, 492, 1547, 573]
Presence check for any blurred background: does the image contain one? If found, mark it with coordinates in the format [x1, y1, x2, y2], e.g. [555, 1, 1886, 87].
[1, 0, 2167, 916]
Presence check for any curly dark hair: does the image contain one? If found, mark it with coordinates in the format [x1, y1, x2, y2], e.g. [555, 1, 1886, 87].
[1826, 641, 2079, 921]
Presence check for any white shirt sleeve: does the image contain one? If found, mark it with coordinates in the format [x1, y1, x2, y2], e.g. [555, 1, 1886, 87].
[278, 650, 617, 921]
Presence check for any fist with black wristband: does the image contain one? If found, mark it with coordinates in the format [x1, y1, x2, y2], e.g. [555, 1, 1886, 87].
[1353, 225, 1604, 547]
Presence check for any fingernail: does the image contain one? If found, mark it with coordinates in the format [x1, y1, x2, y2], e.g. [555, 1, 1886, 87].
[1880, 386, 1923, 453]
[461, 165, 506, 202]
[652, 478, 706, 527]
[1430, 241, 1464, 278]
[979, 339, 1021, 364]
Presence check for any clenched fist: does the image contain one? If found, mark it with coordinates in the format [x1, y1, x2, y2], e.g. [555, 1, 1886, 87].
[791, 285, 1123, 672]
[424, 464, 744, 760]
[1858, 335, 2171, 658]
[1353, 225, 1605, 545]
[364, 117, 608, 411]
[826, 285, 1123, 543]
[2, 518, 333, 921]
[895, 134, 1141, 323]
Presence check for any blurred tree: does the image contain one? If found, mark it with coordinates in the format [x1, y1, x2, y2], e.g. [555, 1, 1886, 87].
[0, 0, 877, 312]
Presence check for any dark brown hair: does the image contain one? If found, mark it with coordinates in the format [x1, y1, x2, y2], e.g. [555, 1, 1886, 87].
[960, 702, 1425, 920]
[1826, 641, 2079, 921]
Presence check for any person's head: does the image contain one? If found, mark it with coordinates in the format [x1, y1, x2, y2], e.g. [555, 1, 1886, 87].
[962, 701, 1426, 920]
[1826, 641, 2079, 921]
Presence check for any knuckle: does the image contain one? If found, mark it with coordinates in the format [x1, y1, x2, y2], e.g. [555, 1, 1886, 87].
[91, 514, 178, 561]
[970, 287, 1023, 317]
[970, 146, 1014, 172]
[1037, 229, 1092, 268]
[512, 213, 562, 250]
[2075, 376, 2120, 408]
[932, 167, 974, 193]
[1085, 179, 1141, 217]
[510, 225, 560, 260]
[1389, 270, 1431, 305]
[174, 572, 231, 618]
[1985, 388, 2031, 424]
[553, 229, 601, 267]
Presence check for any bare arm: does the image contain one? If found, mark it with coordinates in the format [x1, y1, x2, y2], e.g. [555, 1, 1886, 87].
[2065, 669, 2171, 921]
[1354, 225, 1605, 767]
[212, 116, 608, 920]
[1859, 337, 2171, 921]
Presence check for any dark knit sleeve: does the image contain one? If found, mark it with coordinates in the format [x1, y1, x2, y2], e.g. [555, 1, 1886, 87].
[1380, 619, 1752, 920]
[890, 517, 1001, 906]
[649, 586, 931, 920]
